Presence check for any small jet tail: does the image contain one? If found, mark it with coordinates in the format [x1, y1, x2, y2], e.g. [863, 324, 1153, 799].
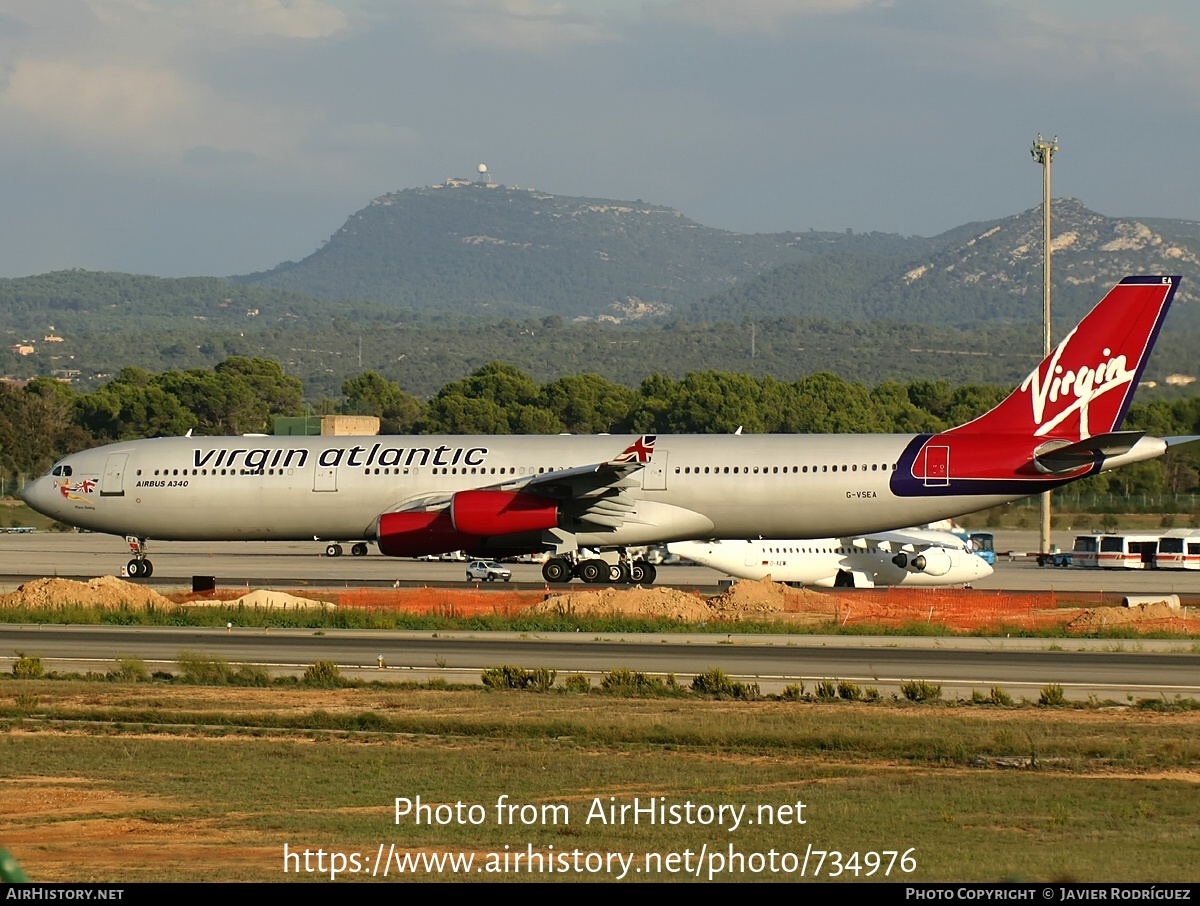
[947, 276, 1179, 442]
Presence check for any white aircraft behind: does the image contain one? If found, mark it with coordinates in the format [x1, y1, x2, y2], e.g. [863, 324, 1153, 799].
[668, 528, 992, 588]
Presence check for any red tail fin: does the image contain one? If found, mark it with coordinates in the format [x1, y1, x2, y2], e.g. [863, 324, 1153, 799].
[948, 276, 1178, 441]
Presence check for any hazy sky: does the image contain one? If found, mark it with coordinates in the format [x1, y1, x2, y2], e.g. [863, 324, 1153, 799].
[1, 0, 1198, 278]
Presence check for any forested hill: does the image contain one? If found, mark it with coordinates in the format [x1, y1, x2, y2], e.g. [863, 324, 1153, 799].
[233, 186, 1200, 331]
[4, 190, 1199, 337]
[682, 199, 1200, 332]
[233, 181, 929, 318]
[2, 189, 1199, 398]
[0, 271, 400, 335]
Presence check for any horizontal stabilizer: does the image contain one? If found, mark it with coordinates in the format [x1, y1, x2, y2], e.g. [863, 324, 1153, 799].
[1165, 435, 1200, 448]
[1035, 431, 1143, 473]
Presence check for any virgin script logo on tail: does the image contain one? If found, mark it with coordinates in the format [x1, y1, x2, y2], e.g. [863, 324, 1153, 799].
[1008, 276, 1178, 442]
[1021, 333, 1136, 439]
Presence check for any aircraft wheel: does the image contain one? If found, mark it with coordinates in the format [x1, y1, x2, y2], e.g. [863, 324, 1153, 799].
[578, 559, 607, 584]
[351, 543, 369, 557]
[141, 559, 154, 578]
[640, 563, 656, 585]
[610, 563, 630, 583]
[126, 559, 142, 578]
[627, 562, 646, 584]
[326, 543, 343, 557]
[541, 559, 572, 584]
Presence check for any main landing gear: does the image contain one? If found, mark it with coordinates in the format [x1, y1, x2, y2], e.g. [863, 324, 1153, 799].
[540, 553, 657, 586]
[322, 542, 371, 557]
[125, 536, 153, 578]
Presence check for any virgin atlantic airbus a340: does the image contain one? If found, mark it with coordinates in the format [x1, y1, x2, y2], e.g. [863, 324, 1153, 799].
[24, 276, 1193, 584]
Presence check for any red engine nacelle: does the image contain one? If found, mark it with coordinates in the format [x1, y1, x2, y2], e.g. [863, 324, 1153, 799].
[450, 490, 559, 537]
[375, 511, 480, 558]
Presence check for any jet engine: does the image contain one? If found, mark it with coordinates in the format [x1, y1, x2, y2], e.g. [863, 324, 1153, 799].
[450, 490, 559, 536]
[375, 511, 479, 558]
[892, 547, 954, 576]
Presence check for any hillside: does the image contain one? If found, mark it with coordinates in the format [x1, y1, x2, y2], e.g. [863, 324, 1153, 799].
[684, 199, 1200, 332]
[1, 187, 1198, 398]
[234, 180, 928, 318]
[0, 271, 399, 335]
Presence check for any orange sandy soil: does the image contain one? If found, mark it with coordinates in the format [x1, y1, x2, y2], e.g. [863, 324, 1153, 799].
[210, 580, 1200, 634]
[3, 575, 1197, 634]
[2, 775, 278, 882]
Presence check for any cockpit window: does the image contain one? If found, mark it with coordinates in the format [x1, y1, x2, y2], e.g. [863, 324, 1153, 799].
[51, 465, 72, 477]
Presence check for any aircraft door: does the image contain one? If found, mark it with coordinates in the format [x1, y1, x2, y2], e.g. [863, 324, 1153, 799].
[100, 453, 128, 497]
[642, 452, 668, 491]
[313, 464, 338, 492]
[922, 445, 949, 487]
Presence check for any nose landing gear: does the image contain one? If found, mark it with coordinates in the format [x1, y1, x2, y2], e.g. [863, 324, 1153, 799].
[124, 536, 153, 578]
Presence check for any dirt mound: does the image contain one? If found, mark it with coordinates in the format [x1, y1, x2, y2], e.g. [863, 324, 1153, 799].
[533, 577, 836, 622]
[707, 576, 837, 617]
[210, 590, 331, 610]
[0, 576, 174, 610]
[1068, 602, 1195, 633]
[534, 586, 714, 621]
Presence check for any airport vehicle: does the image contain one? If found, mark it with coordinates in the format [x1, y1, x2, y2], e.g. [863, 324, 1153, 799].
[966, 531, 996, 565]
[465, 560, 512, 582]
[1070, 533, 1160, 569]
[1156, 530, 1200, 570]
[1037, 550, 1073, 568]
[21, 277, 1193, 584]
[667, 529, 993, 587]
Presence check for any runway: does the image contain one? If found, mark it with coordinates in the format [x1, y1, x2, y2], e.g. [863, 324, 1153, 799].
[0, 530, 1197, 596]
[1, 531, 1197, 701]
[1, 624, 1196, 702]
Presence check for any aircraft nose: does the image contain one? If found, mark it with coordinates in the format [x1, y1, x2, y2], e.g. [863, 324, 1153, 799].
[21, 477, 54, 516]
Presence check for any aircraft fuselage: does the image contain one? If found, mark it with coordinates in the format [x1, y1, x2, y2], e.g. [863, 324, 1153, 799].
[23, 430, 1110, 549]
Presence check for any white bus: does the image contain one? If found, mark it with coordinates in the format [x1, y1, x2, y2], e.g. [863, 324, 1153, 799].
[1070, 534, 1160, 569]
[1156, 529, 1200, 570]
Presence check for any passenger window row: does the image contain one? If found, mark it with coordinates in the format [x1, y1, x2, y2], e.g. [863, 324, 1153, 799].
[675, 463, 896, 475]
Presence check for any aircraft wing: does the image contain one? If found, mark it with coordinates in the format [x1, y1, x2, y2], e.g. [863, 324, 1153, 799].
[855, 528, 968, 552]
[492, 450, 650, 499]
[380, 436, 658, 529]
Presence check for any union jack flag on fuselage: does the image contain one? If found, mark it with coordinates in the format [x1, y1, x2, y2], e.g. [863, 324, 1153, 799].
[612, 435, 656, 464]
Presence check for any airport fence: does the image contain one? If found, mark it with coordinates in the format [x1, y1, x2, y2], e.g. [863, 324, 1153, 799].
[1003, 492, 1200, 516]
[829, 587, 1078, 632]
[335, 586, 538, 617]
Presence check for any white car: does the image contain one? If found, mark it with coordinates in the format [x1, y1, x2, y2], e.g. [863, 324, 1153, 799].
[466, 560, 512, 582]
